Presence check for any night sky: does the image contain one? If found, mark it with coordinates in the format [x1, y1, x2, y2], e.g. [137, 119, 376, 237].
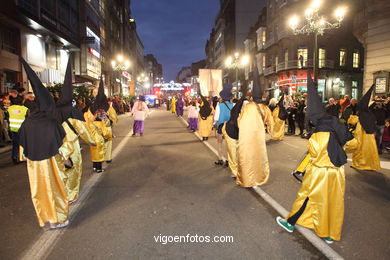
[132, 0, 220, 82]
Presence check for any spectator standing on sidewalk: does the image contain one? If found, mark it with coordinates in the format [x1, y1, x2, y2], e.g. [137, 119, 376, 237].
[325, 98, 340, 118]
[341, 98, 357, 124]
[8, 95, 28, 164]
[370, 97, 388, 153]
[296, 99, 306, 136]
[287, 101, 297, 135]
[339, 95, 350, 113]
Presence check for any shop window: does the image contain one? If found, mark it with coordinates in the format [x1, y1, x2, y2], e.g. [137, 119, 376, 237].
[339, 48, 347, 67]
[353, 51, 360, 68]
[318, 48, 326, 68]
[297, 47, 308, 68]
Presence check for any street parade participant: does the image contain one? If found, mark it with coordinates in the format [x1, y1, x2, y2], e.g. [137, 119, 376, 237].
[170, 95, 177, 114]
[175, 94, 184, 117]
[55, 57, 96, 204]
[131, 95, 150, 136]
[198, 95, 214, 141]
[105, 94, 118, 163]
[213, 84, 234, 166]
[85, 79, 112, 173]
[223, 95, 246, 177]
[276, 72, 353, 244]
[270, 93, 287, 140]
[186, 100, 199, 132]
[8, 94, 28, 164]
[19, 57, 70, 229]
[346, 85, 380, 170]
[236, 68, 270, 187]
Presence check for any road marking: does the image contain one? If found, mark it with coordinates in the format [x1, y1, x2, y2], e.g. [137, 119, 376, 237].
[20, 128, 134, 260]
[177, 115, 344, 260]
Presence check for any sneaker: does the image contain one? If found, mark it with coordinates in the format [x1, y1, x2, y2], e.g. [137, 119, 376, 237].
[96, 169, 105, 173]
[276, 216, 294, 233]
[214, 160, 224, 166]
[50, 220, 69, 230]
[291, 171, 304, 183]
[224, 160, 229, 168]
[324, 237, 334, 244]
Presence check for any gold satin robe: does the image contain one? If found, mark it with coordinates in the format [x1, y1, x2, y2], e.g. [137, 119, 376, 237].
[105, 106, 118, 162]
[287, 132, 345, 241]
[271, 107, 285, 140]
[259, 103, 274, 135]
[345, 115, 380, 170]
[61, 119, 96, 202]
[26, 153, 69, 227]
[171, 97, 177, 114]
[222, 123, 239, 176]
[237, 102, 270, 187]
[198, 104, 214, 137]
[84, 110, 112, 162]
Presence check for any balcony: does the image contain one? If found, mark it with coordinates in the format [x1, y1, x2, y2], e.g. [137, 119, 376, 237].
[274, 59, 334, 72]
[264, 37, 275, 49]
[264, 66, 276, 76]
[319, 59, 335, 69]
[276, 30, 292, 41]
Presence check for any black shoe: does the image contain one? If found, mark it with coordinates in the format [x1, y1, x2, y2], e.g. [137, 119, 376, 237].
[12, 158, 20, 165]
[132, 133, 136, 137]
[205, 137, 208, 140]
[214, 160, 223, 166]
[224, 160, 229, 168]
[106, 160, 112, 164]
[140, 133, 143, 136]
[291, 171, 304, 183]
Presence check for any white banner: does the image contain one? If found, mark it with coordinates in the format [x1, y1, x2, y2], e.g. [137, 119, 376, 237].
[199, 69, 222, 96]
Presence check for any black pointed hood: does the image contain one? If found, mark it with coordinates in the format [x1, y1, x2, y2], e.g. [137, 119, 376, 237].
[18, 57, 66, 161]
[20, 57, 55, 112]
[90, 77, 109, 114]
[55, 55, 85, 123]
[306, 71, 325, 126]
[226, 96, 247, 140]
[358, 85, 376, 134]
[199, 95, 212, 119]
[252, 60, 265, 103]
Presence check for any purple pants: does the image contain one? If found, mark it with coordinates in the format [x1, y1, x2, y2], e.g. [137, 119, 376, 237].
[188, 118, 198, 131]
[133, 120, 144, 134]
[176, 107, 184, 116]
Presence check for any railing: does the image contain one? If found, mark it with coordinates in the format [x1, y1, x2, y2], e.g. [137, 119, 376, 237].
[264, 66, 276, 76]
[264, 36, 275, 49]
[276, 30, 292, 41]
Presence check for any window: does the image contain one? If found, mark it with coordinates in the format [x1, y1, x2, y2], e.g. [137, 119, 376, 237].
[297, 47, 308, 68]
[352, 80, 358, 99]
[275, 56, 279, 66]
[262, 31, 266, 45]
[353, 51, 360, 68]
[339, 49, 347, 67]
[284, 49, 288, 61]
[318, 48, 326, 68]
[262, 55, 266, 70]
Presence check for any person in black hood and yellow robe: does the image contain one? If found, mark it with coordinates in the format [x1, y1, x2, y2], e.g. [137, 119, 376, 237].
[276, 72, 353, 244]
[236, 61, 270, 187]
[19, 57, 70, 229]
[55, 56, 96, 204]
[345, 85, 380, 170]
[198, 95, 214, 141]
[85, 78, 112, 173]
[270, 93, 286, 140]
[104, 100, 118, 163]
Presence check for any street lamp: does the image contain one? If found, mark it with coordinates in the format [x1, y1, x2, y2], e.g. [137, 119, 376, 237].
[111, 55, 131, 95]
[137, 73, 150, 94]
[288, 0, 346, 80]
[224, 52, 250, 94]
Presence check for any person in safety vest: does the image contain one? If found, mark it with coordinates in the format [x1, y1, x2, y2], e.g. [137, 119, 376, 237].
[8, 95, 28, 164]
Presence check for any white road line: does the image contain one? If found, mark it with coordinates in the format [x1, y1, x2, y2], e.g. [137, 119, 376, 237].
[177, 115, 344, 260]
[20, 128, 134, 260]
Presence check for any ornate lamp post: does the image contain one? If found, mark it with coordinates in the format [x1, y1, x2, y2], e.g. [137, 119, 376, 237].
[288, 0, 346, 80]
[111, 55, 131, 95]
[225, 52, 250, 94]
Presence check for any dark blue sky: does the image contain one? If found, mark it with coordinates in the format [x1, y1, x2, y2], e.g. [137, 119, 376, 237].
[132, 0, 220, 81]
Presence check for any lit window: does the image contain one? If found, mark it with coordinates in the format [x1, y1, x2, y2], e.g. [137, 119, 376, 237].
[339, 49, 347, 67]
[353, 51, 360, 68]
[297, 47, 308, 68]
[275, 56, 279, 66]
[318, 48, 326, 68]
[262, 31, 266, 45]
[284, 49, 288, 61]
[262, 55, 266, 70]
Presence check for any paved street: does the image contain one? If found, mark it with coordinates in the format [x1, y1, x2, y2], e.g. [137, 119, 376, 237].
[1, 109, 389, 259]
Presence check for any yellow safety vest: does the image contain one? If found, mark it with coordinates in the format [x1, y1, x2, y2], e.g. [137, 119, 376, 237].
[8, 105, 28, 132]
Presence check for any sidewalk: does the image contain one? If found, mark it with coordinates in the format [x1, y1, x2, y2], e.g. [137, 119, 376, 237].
[0, 143, 11, 154]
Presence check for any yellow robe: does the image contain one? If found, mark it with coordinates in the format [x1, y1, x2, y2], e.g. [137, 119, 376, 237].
[105, 106, 118, 162]
[259, 103, 274, 135]
[237, 102, 269, 187]
[287, 132, 345, 241]
[271, 107, 285, 140]
[222, 123, 239, 176]
[346, 115, 380, 170]
[198, 105, 214, 137]
[171, 97, 177, 114]
[61, 119, 96, 202]
[84, 111, 111, 162]
[26, 154, 69, 227]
